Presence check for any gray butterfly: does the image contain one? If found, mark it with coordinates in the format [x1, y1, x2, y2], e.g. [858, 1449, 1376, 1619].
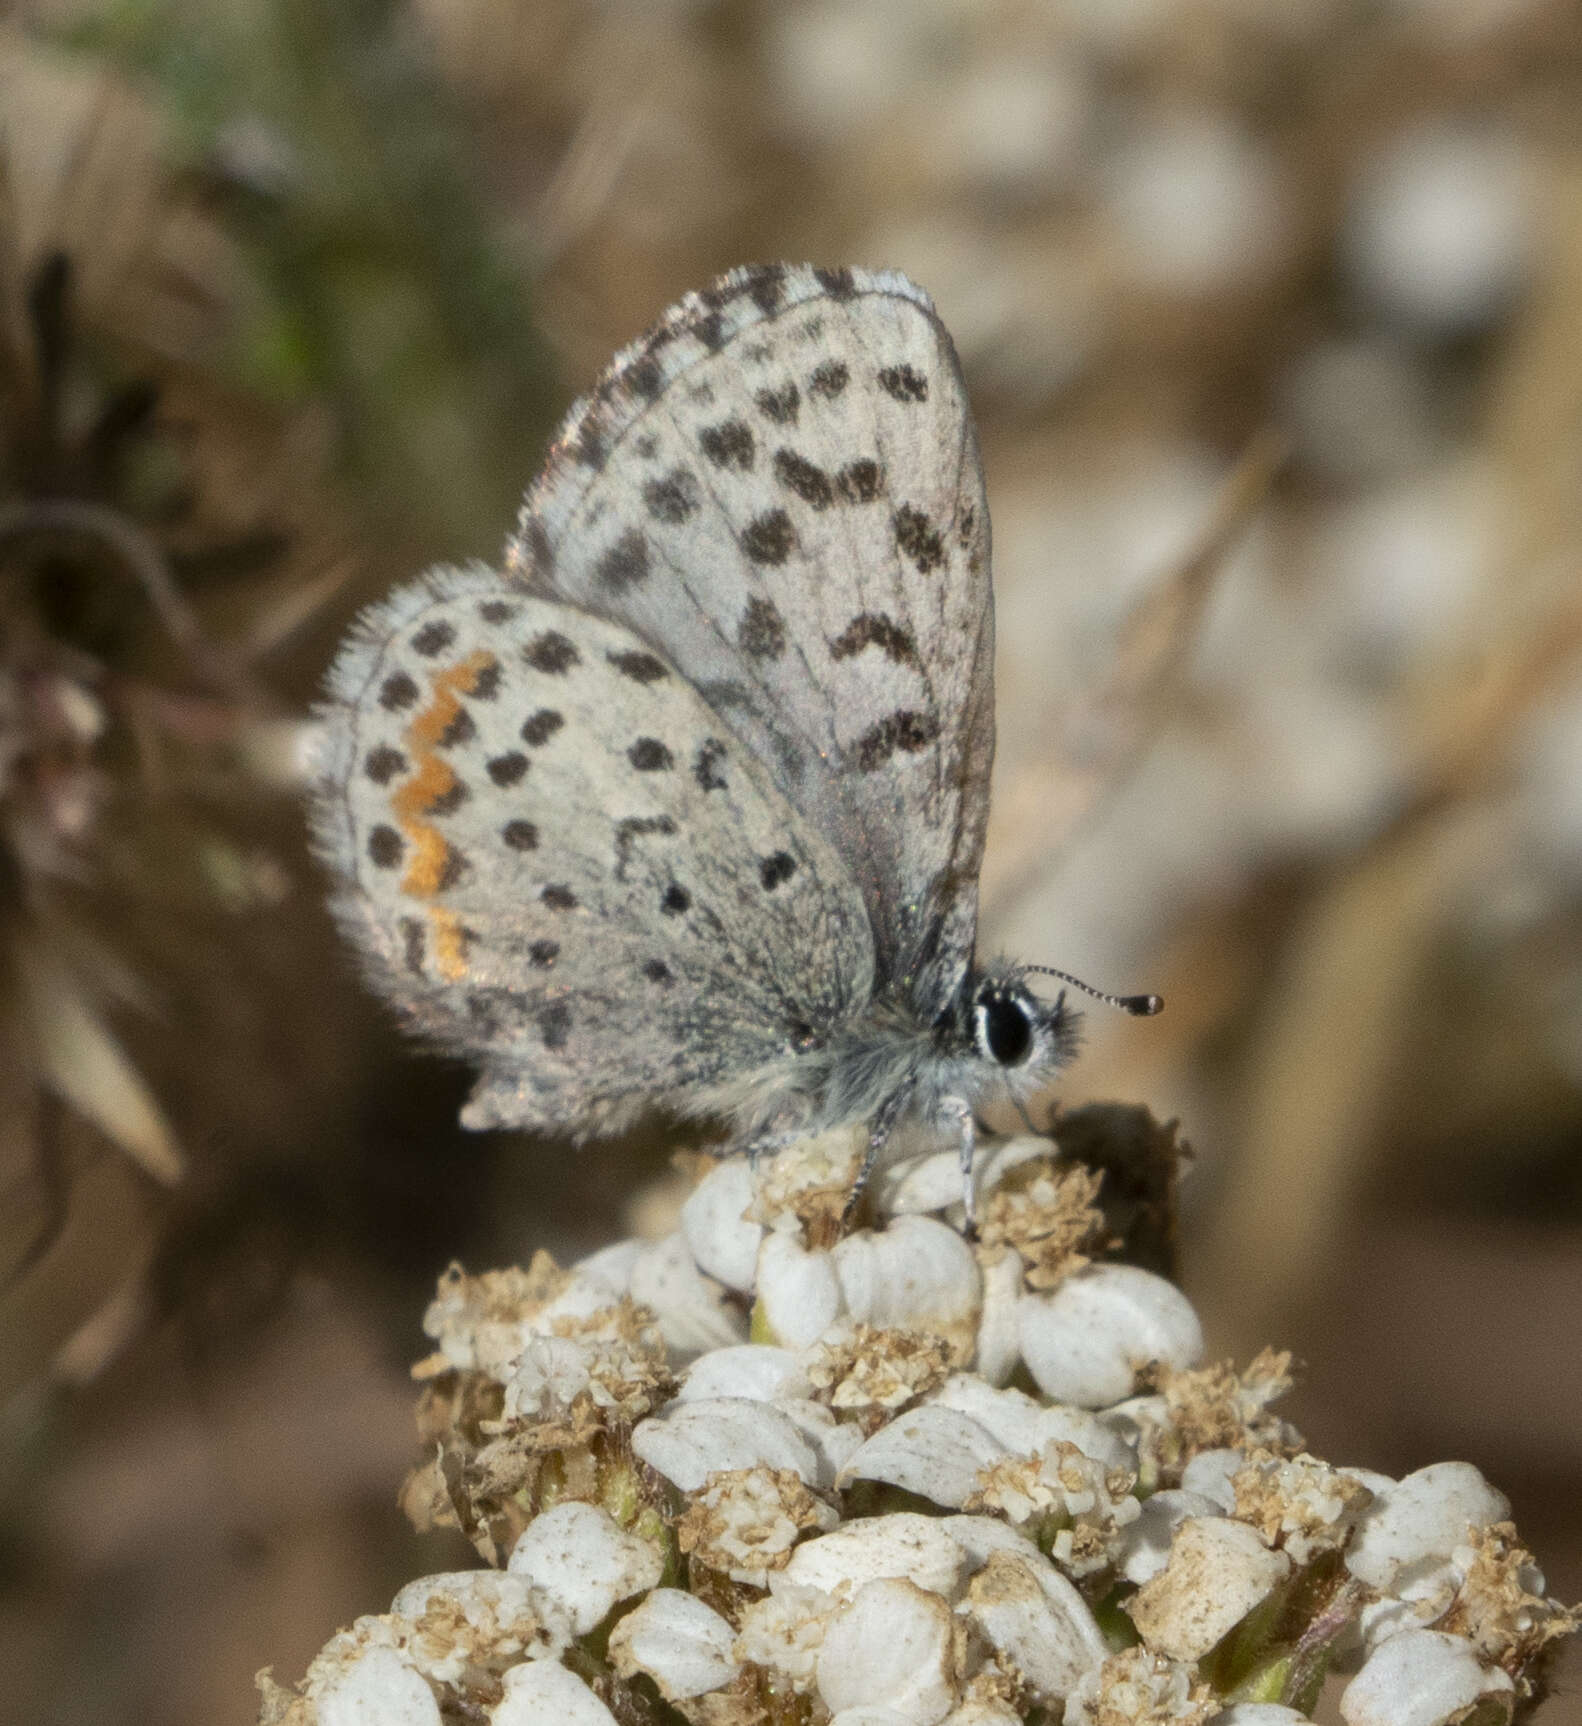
[312, 263, 1157, 1214]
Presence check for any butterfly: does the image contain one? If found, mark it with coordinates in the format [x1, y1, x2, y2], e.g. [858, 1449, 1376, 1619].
[312, 263, 1158, 1217]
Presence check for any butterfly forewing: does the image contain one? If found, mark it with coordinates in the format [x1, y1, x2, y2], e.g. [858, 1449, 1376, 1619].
[507, 264, 995, 1017]
[314, 566, 875, 1133]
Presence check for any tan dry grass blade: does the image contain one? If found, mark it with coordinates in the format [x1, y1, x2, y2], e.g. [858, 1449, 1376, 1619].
[18, 945, 184, 1185]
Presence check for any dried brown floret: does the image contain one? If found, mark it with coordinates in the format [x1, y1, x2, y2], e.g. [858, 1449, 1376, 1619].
[802, 1323, 952, 1423]
[975, 1155, 1113, 1289]
[1439, 1521, 1581, 1690]
[1139, 1348, 1301, 1482]
[677, 1466, 837, 1577]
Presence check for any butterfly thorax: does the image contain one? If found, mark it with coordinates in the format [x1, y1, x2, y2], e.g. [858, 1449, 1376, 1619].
[692, 960, 1081, 1146]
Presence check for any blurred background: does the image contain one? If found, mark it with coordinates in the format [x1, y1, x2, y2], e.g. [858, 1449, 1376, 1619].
[1, 0, 1579, 1720]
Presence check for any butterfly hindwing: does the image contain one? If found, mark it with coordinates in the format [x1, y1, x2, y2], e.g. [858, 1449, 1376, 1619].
[313, 565, 875, 1133]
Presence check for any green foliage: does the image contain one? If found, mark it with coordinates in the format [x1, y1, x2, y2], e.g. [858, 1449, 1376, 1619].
[69, 0, 559, 562]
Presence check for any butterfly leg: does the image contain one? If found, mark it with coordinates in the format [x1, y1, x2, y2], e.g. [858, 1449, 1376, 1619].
[739, 1126, 803, 1172]
[843, 1085, 913, 1224]
[939, 1094, 979, 1230]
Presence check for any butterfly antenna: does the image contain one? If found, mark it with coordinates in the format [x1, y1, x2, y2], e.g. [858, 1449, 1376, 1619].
[1026, 966, 1163, 1017]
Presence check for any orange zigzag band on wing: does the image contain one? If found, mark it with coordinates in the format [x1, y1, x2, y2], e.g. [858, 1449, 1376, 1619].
[391, 649, 497, 982]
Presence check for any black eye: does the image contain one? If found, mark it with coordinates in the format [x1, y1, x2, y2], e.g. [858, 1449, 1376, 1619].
[979, 992, 1034, 1066]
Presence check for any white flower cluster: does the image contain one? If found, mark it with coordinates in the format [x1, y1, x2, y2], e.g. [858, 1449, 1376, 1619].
[259, 1125, 1574, 1726]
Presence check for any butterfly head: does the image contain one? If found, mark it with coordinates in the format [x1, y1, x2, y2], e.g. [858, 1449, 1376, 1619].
[959, 961, 1162, 1096]
[963, 964, 1082, 1095]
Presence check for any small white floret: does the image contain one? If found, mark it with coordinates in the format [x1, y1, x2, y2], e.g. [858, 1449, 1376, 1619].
[1217, 1707, 1312, 1724]
[961, 1549, 1108, 1702]
[607, 1587, 740, 1700]
[632, 1394, 823, 1490]
[756, 1225, 846, 1346]
[1339, 1627, 1514, 1726]
[1127, 1516, 1291, 1660]
[733, 1576, 838, 1688]
[925, 1374, 1133, 1471]
[681, 1157, 762, 1292]
[505, 1500, 663, 1635]
[839, 1403, 1008, 1506]
[785, 1512, 969, 1600]
[817, 1577, 958, 1722]
[389, 1570, 550, 1676]
[501, 1336, 593, 1423]
[833, 1216, 982, 1347]
[939, 1513, 1050, 1574]
[1115, 1489, 1223, 1585]
[1345, 1461, 1510, 1593]
[628, 1231, 745, 1359]
[490, 1659, 619, 1726]
[1017, 1264, 1203, 1406]
[572, 1239, 642, 1297]
[316, 1647, 440, 1726]
[971, 1246, 1025, 1386]
[675, 1342, 808, 1404]
[1180, 1448, 1245, 1512]
[775, 1395, 866, 1486]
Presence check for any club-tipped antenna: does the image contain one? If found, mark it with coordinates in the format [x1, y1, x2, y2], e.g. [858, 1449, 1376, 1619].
[1026, 965, 1163, 1017]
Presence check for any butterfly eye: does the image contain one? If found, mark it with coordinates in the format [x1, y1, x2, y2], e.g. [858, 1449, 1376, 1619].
[975, 991, 1034, 1067]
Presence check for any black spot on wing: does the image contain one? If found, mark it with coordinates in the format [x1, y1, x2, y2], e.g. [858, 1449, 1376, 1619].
[644, 467, 701, 524]
[469, 661, 501, 700]
[487, 752, 529, 787]
[893, 505, 945, 573]
[595, 527, 650, 592]
[379, 671, 418, 712]
[428, 778, 468, 817]
[756, 383, 800, 426]
[694, 310, 726, 351]
[828, 612, 918, 666]
[478, 600, 518, 626]
[700, 419, 754, 471]
[368, 824, 403, 868]
[540, 1001, 572, 1049]
[742, 509, 795, 565]
[854, 709, 942, 771]
[744, 262, 787, 314]
[809, 359, 849, 398]
[759, 851, 797, 890]
[836, 459, 883, 504]
[524, 633, 580, 674]
[436, 843, 469, 890]
[411, 619, 455, 657]
[542, 883, 577, 910]
[438, 708, 476, 749]
[521, 708, 565, 746]
[814, 266, 857, 300]
[628, 737, 674, 772]
[694, 739, 728, 791]
[643, 958, 674, 985]
[364, 745, 406, 784]
[661, 883, 691, 916]
[502, 820, 538, 851]
[607, 650, 668, 684]
[529, 940, 559, 969]
[625, 353, 664, 401]
[877, 363, 929, 404]
[737, 596, 787, 660]
[773, 448, 833, 510]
